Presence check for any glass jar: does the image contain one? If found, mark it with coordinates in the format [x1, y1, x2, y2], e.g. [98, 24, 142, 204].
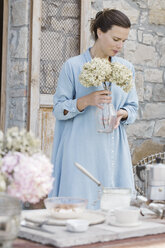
[96, 103, 117, 133]
[96, 82, 117, 133]
[0, 194, 21, 248]
[100, 188, 131, 212]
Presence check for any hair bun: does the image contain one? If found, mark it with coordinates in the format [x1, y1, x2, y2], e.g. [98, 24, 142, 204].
[95, 11, 103, 19]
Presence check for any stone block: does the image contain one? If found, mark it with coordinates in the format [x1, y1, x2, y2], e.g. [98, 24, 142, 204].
[157, 37, 165, 54]
[9, 88, 27, 98]
[144, 84, 152, 101]
[154, 120, 165, 138]
[138, 30, 143, 42]
[153, 84, 165, 102]
[8, 120, 26, 130]
[135, 71, 144, 102]
[132, 139, 165, 165]
[128, 29, 137, 41]
[9, 98, 27, 122]
[142, 103, 165, 119]
[124, 43, 159, 67]
[91, 0, 103, 10]
[140, 11, 148, 25]
[160, 55, 165, 66]
[11, 0, 29, 26]
[61, 3, 79, 18]
[143, 33, 156, 45]
[10, 30, 18, 55]
[9, 60, 28, 87]
[134, 0, 148, 9]
[149, 9, 165, 25]
[103, 0, 139, 24]
[144, 69, 163, 83]
[157, 38, 165, 66]
[126, 121, 155, 138]
[148, 0, 165, 9]
[10, 27, 28, 59]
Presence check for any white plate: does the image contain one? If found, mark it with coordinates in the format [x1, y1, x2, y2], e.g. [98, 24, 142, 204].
[109, 219, 142, 227]
[22, 209, 106, 226]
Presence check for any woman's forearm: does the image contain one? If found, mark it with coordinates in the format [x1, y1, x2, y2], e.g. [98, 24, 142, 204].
[77, 95, 89, 112]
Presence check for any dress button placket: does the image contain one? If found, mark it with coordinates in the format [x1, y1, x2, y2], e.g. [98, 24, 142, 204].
[111, 132, 115, 187]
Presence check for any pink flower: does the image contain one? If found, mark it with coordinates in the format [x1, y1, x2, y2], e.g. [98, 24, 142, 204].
[1, 152, 54, 203]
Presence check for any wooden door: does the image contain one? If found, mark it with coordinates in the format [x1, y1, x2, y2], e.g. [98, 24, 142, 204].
[29, 0, 91, 158]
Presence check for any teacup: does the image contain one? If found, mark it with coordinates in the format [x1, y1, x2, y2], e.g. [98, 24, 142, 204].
[114, 206, 140, 225]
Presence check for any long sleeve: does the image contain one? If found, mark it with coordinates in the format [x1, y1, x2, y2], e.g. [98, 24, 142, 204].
[120, 65, 138, 125]
[53, 60, 84, 121]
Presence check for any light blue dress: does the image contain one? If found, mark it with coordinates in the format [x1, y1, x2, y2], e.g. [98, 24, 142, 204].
[49, 48, 138, 208]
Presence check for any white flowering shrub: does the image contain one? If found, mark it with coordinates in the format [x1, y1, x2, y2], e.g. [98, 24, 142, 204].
[0, 127, 54, 203]
[79, 58, 133, 93]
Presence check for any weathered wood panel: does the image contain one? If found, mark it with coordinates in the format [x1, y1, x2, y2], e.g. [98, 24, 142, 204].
[39, 107, 55, 159]
[29, 0, 42, 135]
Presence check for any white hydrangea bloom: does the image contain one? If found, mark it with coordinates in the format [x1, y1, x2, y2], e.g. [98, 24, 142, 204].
[79, 58, 133, 93]
[109, 62, 133, 93]
[79, 58, 112, 87]
[4, 127, 40, 155]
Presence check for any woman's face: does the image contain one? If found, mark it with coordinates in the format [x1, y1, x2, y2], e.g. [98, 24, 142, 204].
[97, 25, 130, 57]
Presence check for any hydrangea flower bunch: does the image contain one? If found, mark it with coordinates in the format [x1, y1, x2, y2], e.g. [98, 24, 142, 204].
[110, 62, 133, 92]
[79, 58, 112, 87]
[1, 152, 53, 203]
[0, 127, 40, 158]
[79, 58, 133, 93]
[0, 127, 54, 203]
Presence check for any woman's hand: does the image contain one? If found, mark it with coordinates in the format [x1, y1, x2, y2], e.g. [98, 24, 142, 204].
[77, 90, 112, 112]
[114, 109, 128, 129]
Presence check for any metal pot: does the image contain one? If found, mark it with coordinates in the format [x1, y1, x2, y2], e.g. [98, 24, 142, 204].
[74, 162, 131, 210]
[136, 157, 165, 201]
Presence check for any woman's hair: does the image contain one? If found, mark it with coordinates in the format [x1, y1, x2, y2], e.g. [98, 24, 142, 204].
[90, 9, 131, 40]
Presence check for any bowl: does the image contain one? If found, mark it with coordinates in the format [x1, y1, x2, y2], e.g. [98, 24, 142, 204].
[44, 197, 88, 219]
[114, 206, 140, 225]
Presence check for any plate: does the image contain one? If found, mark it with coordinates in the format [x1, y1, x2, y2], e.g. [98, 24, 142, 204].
[22, 209, 106, 226]
[109, 219, 142, 227]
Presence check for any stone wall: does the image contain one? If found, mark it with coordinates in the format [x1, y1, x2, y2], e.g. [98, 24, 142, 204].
[90, 0, 165, 163]
[6, 0, 31, 129]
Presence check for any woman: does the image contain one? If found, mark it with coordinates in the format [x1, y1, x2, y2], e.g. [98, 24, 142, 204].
[49, 9, 138, 208]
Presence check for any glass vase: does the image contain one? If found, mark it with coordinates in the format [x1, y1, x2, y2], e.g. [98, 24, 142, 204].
[96, 82, 117, 133]
[0, 194, 21, 248]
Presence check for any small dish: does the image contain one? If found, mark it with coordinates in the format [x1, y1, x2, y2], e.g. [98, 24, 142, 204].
[66, 219, 89, 232]
[44, 197, 88, 219]
[109, 219, 142, 227]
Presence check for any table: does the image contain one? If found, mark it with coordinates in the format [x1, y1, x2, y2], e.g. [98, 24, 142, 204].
[14, 234, 165, 248]
[17, 209, 165, 248]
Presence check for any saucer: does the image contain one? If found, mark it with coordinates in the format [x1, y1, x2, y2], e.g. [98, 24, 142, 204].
[109, 219, 142, 227]
[22, 209, 106, 226]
